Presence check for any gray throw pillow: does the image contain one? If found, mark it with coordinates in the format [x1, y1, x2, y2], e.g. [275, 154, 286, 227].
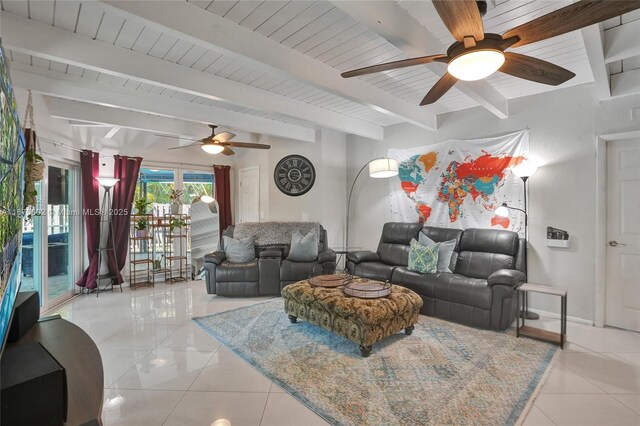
[222, 235, 255, 263]
[287, 230, 318, 262]
[418, 232, 457, 273]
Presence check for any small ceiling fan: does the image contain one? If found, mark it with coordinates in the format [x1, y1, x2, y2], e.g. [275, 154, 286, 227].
[157, 125, 270, 156]
[341, 0, 640, 105]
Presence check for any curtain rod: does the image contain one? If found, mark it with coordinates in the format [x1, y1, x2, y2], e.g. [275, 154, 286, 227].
[37, 135, 218, 167]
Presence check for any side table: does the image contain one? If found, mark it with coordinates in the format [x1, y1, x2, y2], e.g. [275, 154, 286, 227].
[332, 247, 363, 272]
[516, 283, 567, 349]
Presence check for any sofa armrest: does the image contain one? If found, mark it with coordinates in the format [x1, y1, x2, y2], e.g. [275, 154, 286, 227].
[204, 251, 226, 265]
[487, 269, 526, 287]
[346, 251, 379, 263]
[318, 249, 336, 264]
[260, 249, 282, 259]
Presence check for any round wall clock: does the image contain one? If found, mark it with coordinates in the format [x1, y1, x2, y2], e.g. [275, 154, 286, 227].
[274, 155, 316, 196]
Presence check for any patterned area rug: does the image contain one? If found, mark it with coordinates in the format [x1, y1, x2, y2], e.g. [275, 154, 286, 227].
[193, 299, 556, 426]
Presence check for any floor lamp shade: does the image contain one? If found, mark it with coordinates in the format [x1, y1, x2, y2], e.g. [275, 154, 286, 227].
[95, 177, 120, 188]
[368, 158, 399, 178]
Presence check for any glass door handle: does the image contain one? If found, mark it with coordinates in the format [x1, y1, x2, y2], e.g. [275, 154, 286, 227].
[608, 240, 626, 247]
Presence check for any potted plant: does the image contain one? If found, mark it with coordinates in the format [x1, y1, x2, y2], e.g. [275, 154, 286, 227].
[169, 217, 187, 234]
[23, 128, 45, 208]
[134, 197, 152, 215]
[169, 188, 184, 214]
[134, 217, 148, 238]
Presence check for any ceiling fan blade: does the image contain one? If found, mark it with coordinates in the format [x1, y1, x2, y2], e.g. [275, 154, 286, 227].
[341, 54, 448, 78]
[500, 53, 575, 86]
[223, 141, 271, 149]
[432, 0, 484, 42]
[420, 73, 458, 106]
[167, 142, 202, 150]
[154, 134, 201, 142]
[503, 1, 640, 48]
[221, 147, 235, 156]
[212, 131, 236, 143]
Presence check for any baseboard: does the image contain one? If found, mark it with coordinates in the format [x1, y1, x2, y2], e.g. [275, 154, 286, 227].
[528, 308, 594, 326]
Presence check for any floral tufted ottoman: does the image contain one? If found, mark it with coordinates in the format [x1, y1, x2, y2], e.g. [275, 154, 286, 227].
[281, 279, 423, 357]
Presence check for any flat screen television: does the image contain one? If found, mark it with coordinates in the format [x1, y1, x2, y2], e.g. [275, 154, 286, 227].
[0, 40, 26, 357]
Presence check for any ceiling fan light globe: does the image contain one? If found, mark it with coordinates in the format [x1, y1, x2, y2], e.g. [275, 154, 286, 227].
[201, 143, 225, 154]
[447, 49, 505, 81]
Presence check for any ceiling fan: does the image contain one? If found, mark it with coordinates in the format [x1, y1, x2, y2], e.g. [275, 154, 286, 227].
[341, 0, 640, 105]
[158, 125, 270, 156]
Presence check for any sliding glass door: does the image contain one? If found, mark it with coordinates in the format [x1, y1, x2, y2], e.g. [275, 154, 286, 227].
[20, 161, 80, 310]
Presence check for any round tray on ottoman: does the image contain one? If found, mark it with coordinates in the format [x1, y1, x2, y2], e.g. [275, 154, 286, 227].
[343, 280, 391, 299]
[309, 274, 349, 288]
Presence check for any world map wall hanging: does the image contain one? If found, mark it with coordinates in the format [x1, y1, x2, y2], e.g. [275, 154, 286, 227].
[389, 130, 529, 236]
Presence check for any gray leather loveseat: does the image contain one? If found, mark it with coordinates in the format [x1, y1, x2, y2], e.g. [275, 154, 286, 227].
[203, 222, 336, 297]
[346, 223, 526, 330]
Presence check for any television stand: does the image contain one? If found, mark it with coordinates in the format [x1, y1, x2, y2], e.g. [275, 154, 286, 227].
[6, 317, 104, 425]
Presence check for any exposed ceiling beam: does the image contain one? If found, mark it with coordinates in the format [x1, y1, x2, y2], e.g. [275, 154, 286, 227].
[581, 25, 611, 101]
[98, 1, 437, 131]
[104, 126, 121, 139]
[10, 65, 317, 143]
[330, 0, 509, 119]
[604, 19, 640, 63]
[611, 68, 640, 98]
[1, 11, 382, 140]
[46, 97, 210, 138]
[68, 121, 112, 128]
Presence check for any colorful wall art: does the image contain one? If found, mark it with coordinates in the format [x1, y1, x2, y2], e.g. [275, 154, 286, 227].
[389, 130, 529, 235]
[0, 40, 26, 353]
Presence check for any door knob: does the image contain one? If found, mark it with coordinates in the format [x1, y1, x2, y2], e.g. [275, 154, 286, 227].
[608, 240, 626, 247]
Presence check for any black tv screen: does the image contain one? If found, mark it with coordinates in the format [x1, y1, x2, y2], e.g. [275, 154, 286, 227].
[0, 40, 26, 356]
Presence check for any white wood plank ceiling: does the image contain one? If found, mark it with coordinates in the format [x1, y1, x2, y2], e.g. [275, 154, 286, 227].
[1, 0, 636, 141]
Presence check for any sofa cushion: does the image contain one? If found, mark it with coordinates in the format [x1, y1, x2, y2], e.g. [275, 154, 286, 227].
[216, 260, 259, 282]
[434, 273, 492, 310]
[458, 228, 518, 256]
[454, 228, 519, 279]
[454, 251, 516, 279]
[287, 230, 319, 262]
[407, 239, 439, 274]
[376, 222, 422, 266]
[222, 236, 255, 263]
[418, 232, 457, 273]
[280, 259, 321, 282]
[350, 261, 396, 282]
[391, 267, 441, 298]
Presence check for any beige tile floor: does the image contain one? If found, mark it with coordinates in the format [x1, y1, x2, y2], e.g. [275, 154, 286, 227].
[50, 281, 640, 426]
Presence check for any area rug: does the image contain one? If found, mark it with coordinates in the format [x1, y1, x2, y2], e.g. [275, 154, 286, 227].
[193, 299, 556, 426]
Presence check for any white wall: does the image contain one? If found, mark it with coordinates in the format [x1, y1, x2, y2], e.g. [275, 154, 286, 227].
[233, 128, 347, 249]
[347, 84, 640, 322]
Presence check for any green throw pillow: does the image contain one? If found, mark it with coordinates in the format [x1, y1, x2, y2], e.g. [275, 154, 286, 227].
[408, 238, 439, 274]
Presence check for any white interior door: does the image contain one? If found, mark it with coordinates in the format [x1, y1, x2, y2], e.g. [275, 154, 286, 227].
[239, 166, 260, 223]
[606, 139, 640, 331]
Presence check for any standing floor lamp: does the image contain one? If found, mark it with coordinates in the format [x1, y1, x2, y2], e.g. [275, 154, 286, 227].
[495, 160, 539, 319]
[345, 158, 399, 250]
[95, 177, 121, 297]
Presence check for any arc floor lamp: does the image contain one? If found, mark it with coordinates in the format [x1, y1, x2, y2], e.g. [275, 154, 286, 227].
[495, 160, 539, 319]
[345, 158, 399, 249]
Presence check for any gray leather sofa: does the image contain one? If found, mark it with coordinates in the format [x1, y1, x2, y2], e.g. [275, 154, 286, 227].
[346, 223, 526, 331]
[203, 223, 336, 297]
